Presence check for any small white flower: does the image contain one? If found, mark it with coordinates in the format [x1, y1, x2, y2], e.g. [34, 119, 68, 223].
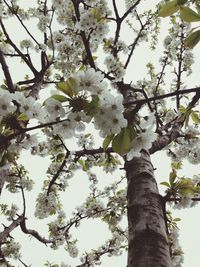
[0, 91, 16, 118]
[127, 128, 157, 160]
[45, 98, 65, 119]
[18, 96, 35, 119]
[75, 68, 105, 94]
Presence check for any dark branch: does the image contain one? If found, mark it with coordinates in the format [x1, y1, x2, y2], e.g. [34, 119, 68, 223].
[0, 49, 15, 93]
[20, 219, 53, 244]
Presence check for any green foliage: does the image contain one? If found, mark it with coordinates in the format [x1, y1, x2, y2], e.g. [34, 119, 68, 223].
[171, 161, 183, 170]
[78, 159, 89, 171]
[180, 6, 200, 22]
[112, 127, 136, 156]
[184, 29, 200, 48]
[178, 105, 187, 113]
[51, 94, 70, 103]
[158, 0, 200, 47]
[17, 113, 29, 121]
[161, 167, 200, 197]
[158, 0, 179, 17]
[56, 77, 76, 97]
[166, 210, 181, 230]
[191, 110, 200, 123]
[102, 134, 115, 150]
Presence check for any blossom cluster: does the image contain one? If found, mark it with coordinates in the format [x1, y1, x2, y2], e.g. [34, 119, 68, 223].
[126, 114, 157, 160]
[169, 126, 200, 165]
[5, 164, 34, 193]
[34, 191, 60, 219]
[104, 55, 126, 82]
[1, 240, 21, 260]
[0, 67, 128, 153]
[75, 1, 110, 48]
[172, 174, 200, 209]
[162, 22, 194, 77]
[170, 228, 184, 267]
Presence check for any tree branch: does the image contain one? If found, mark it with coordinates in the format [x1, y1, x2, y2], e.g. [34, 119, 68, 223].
[20, 219, 53, 245]
[0, 49, 15, 93]
[0, 216, 24, 243]
[0, 19, 38, 75]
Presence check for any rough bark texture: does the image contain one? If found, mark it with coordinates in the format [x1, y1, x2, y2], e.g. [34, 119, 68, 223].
[125, 150, 171, 267]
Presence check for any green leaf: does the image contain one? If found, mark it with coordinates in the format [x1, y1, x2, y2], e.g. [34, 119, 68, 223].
[112, 127, 133, 156]
[51, 94, 69, 102]
[17, 113, 29, 121]
[184, 30, 200, 48]
[179, 105, 187, 113]
[180, 6, 200, 22]
[173, 217, 181, 222]
[176, 179, 194, 193]
[56, 77, 76, 97]
[169, 169, 177, 185]
[160, 181, 171, 188]
[158, 0, 179, 17]
[103, 134, 115, 150]
[171, 161, 182, 170]
[191, 111, 200, 124]
[78, 159, 89, 171]
[179, 188, 193, 195]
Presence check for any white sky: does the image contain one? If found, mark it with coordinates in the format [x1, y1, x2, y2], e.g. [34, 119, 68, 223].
[1, 1, 200, 266]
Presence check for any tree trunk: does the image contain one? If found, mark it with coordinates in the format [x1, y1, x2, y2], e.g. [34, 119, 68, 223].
[125, 150, 171, 267]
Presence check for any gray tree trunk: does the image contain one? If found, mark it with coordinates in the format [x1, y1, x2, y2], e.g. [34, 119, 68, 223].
[125, 150, 171, 267]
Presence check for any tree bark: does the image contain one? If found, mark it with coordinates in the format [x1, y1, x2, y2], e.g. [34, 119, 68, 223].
[125, 150, 171, 267]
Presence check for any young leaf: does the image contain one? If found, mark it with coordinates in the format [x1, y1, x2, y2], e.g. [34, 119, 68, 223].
[56, 77, 76, 97]
[160, 181, 171, 188]
[158, 0, 179, 17]
[184, 30, 200, 48]
[103, 134, 115, 150]
[51, 94, 69, 103]
[171, 161, 182, 170]
[191, 111, 200, 124]
[169, 169, 177, 185]
[17, 113, 29, 121]
[180, 6, 200, 22]
[173, 217, 181, 222]
[78, 159, 89, 171]
[179, 105, 187, 113]
[112, 127, 132, 156]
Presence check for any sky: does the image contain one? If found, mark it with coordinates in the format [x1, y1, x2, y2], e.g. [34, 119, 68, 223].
[1, 1, 200, 266]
